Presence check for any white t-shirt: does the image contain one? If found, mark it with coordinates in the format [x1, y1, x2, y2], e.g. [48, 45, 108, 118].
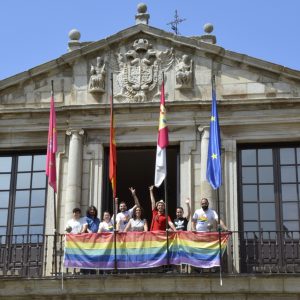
[116, 207, 134, 232]
[128, 218, 147, 232]
[99, 221, 114, 232]
[65, 217, 85, 234]
[192, 208, 218, 232]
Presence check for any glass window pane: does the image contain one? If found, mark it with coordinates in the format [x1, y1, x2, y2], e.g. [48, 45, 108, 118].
[16, 173, 31, 189]
[242, 167, 257, 183]
[30, 207, 44, 225]
[244, 221, 259, 232]
[297, 148, 300, 164]
[242, 185, 258, 202]
[260, 222, 276, 231]
[258, 167, 273, 183]
[258, 149, 273, 165]
[0, 227, 7, 244]
[0, 174, 11, 190]
[29, 225, 43, 235]
[33, 155, 46, 171]
[259, 185, 274, 202]
[15, 190, 30, 207]
[13, 208, 29, 226]
[13, 226, 27, 235]
[0, 209, 8, 226]
[32, 172, 46, 188]
[282, 184, 298, 202]
[242, 149, 256, 166]
[281, 166, 296, 183]
[243, 203, 258, 220]
[283, 221, 299, 235]
[31, 190, 46, 206]
[0, 191, 9, 208]
[29, 226, 44, 243]
[18, 156, 32, 172]
[0, 157, 12, 172]
[283, 203, 299, 220]
[260, 222, 276, 238]
[280, 148, 295, 165]
[260, 203, 275, 221]
[12, 226, 28, 243]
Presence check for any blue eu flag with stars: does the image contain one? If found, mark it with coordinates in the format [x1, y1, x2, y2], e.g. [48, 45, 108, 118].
[206, 76, 222, 189]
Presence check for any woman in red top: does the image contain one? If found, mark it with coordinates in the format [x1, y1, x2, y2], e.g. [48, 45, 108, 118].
[149, 185, 176, 231]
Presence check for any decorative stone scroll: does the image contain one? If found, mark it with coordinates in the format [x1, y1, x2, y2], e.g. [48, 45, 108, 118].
[112, 38, 173, 102]
[88, 57, 106, 93]
[175, 54, 193, 89]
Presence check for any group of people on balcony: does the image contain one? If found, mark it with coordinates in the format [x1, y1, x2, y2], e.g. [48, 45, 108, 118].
[65, 186, 228, 234]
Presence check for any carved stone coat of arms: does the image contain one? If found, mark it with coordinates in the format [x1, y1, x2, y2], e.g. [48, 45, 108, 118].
[113, 38, 173, 102]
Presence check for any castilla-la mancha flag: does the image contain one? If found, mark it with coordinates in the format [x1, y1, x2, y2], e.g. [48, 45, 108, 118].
[46, 88, 57, 192]
[154, 79, 169, 187]
[109, 96, 117, 198]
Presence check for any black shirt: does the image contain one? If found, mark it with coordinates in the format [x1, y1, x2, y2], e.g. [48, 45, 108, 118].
[174, 217, 188, 231]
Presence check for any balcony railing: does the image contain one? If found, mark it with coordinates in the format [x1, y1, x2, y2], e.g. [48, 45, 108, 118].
[0, 231, 299, 278]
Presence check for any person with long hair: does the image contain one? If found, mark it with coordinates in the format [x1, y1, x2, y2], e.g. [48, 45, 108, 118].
[124, 206, 148, 232]
[82, 205, 100, 233]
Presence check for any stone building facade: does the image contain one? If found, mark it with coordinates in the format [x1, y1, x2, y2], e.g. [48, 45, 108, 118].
[0, 3, 300, 299]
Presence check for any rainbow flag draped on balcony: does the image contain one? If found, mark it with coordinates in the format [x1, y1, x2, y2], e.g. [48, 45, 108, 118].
[64, 231, 230, 269]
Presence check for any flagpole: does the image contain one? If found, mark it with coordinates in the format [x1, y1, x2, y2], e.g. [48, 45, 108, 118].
[211, 75, 223, 286]
[217, 188, 223, 286]
[110, 73, 117, 272]
[51, 80, 58, 276]
[162, 72, 170, 268]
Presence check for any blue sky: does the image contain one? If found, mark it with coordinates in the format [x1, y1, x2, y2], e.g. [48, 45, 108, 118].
[1, 0, 300, 80]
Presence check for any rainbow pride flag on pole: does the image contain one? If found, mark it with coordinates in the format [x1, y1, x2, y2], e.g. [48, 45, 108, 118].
[64, 231, 230, 269]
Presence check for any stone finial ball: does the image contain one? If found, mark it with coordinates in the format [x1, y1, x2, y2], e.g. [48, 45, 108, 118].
[204, 23, 214, 34]
[137, 3, 147, 13]
[68, 29, 81, 41]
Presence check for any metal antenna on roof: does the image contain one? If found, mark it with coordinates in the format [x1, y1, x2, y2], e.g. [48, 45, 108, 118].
[167, 10, 186, 35]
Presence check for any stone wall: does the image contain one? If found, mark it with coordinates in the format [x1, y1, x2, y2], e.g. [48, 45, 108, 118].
[0, 275, 299, 299]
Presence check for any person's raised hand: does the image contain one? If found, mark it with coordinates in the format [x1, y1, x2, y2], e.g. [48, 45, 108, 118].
[129, 187, 136, 195]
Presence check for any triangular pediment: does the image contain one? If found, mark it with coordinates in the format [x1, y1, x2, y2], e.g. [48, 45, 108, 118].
[1, 23, 300, 108]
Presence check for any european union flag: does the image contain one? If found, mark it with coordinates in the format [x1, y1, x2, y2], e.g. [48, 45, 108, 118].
[206, 76, 222, 189]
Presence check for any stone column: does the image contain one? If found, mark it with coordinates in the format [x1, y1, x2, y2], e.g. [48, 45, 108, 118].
[199, 126, 215, 208]
[64, 129, 84, 221]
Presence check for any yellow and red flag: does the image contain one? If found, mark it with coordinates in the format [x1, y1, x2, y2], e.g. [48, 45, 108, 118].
[109, 96, 117, 198]
[46, 88, 57, 192]
[154, 79, 169, 187]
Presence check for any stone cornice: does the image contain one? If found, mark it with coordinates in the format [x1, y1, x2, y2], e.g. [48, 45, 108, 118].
[1, 24, 300, 91]
[1, 97, 300, 114]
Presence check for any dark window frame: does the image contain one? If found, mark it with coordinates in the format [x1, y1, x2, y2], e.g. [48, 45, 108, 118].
[0, 150, 47, 242]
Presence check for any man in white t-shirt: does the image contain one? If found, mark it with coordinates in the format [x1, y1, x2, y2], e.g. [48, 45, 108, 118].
[65, 208, 85, 234]
[115, 187, 140, 232]
[192, 198, 228, 232]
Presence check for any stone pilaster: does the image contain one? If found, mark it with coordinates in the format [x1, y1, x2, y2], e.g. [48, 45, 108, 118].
[64, 129, 84, 221]
[199, 126, 215, 208]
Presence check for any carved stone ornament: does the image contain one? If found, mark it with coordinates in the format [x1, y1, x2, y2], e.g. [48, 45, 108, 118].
[175, 54, 193, 89]
[111, 39, 173, 102]
[89, 57, 106, 93]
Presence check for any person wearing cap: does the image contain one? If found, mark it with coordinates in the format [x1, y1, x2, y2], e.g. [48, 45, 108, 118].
[149, 185, 176, 231]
